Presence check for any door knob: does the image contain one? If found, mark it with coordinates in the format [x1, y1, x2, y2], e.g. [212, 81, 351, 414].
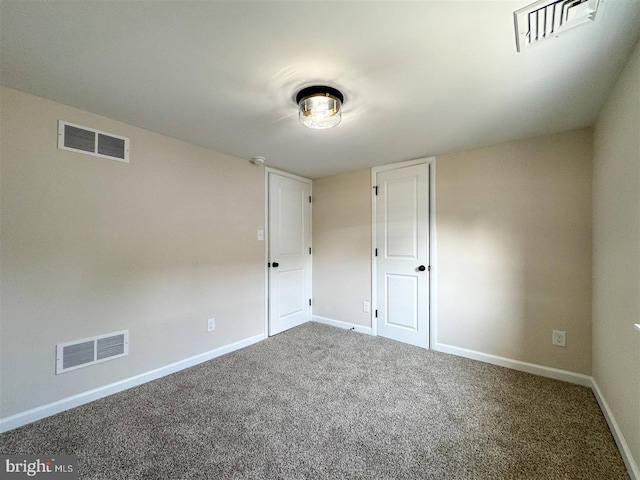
[417, 265, 426, 272]
[272, 262, 279, 268]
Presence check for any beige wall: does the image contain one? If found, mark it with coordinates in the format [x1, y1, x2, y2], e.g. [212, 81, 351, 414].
[312, 169, 371, 327]
[0, 86, 265, 418]
[593, 39, 640, 468]
[312, 130, 593, 375]
[436, 129, 593, 375]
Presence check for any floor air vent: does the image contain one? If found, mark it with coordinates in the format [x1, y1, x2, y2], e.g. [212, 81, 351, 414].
[58, 120, 129, 162]
[56, 331, 129, 374]
[514, 0, 600, 52]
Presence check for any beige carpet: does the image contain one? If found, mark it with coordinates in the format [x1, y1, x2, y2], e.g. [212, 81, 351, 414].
[0, 323, 628, 479]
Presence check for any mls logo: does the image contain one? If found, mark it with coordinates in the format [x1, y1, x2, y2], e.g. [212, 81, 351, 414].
[1, 455, 78, 479]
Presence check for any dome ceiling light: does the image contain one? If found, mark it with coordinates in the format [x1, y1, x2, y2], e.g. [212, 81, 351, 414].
[296, 85, 344, 129]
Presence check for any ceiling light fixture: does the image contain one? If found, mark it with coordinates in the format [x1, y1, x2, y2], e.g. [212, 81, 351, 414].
[296, 85, 344, 129]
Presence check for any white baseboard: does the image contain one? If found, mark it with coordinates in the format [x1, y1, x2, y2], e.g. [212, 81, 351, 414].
[591, 379, 640, 480]
[0, 333, 266, 434]
[312, 315, 372, 335]
[433, 342, 592, 386]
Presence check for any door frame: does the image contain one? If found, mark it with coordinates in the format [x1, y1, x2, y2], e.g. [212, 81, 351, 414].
[264, 167, 313, 337]
[371, 157, 437, 348]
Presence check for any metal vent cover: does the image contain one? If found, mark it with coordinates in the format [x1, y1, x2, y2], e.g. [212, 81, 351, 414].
[514, 0, 600, 52]
[58, 120, 129, 162]
[56, 331, 129, 374]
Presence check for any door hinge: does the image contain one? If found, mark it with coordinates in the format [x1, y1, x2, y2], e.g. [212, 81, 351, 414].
[373, 185, 378, 195]
[309, 247, 312, 254]
[309, 299, 312, 306]
[309, 195, 312, 203]
[375, 248, 378, 257]
[375, 309, 378, 318]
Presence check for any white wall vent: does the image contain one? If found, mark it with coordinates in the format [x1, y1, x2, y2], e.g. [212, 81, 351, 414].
[514, 0, 600, 52]
[58, 120, 130, 163]
[56, 330, 129, 374]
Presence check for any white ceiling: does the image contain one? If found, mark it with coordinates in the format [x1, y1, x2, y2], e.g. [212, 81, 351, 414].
[1, 1, 639, 178]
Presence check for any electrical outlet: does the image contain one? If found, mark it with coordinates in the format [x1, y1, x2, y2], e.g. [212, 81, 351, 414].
[363, 301, 370, 313]
[552, 330, 566, 347]
[207, 318, 216, 332]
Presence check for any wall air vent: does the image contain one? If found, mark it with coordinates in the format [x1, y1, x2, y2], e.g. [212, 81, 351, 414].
[56, 331, 129, 374]
[58, 120, 129, 162]
[514, 0, 600, 52]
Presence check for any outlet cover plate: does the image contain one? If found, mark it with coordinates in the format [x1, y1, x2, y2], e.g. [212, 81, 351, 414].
[207, 318, 216, 332]
[552, 330, 566, 347]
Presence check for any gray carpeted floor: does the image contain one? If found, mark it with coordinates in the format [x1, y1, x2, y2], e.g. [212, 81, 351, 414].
[0, 323, 628, 479]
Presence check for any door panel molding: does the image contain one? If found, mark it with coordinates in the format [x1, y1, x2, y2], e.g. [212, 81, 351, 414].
[371, 157, 436, 348]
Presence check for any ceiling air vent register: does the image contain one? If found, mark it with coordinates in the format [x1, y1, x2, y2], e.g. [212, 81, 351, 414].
[514, 0, 600, 52]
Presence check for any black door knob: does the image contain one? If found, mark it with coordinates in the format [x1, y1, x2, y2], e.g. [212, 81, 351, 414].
[272, 262, 279, 268]
[417, 265, 426, 271]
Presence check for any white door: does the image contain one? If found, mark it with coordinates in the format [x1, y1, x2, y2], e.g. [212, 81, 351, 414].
[268, 172, 312, 336]
[375, 163, 430, 348]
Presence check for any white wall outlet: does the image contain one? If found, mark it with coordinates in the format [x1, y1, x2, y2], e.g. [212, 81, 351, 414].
[207, 318, 216, 332]
[552, 330, 566, 347]
[257, 230, 264, 241]
[363, 301, 370, 313]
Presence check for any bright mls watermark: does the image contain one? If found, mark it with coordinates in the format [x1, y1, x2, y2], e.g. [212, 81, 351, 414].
[1, 455, 78, 479]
